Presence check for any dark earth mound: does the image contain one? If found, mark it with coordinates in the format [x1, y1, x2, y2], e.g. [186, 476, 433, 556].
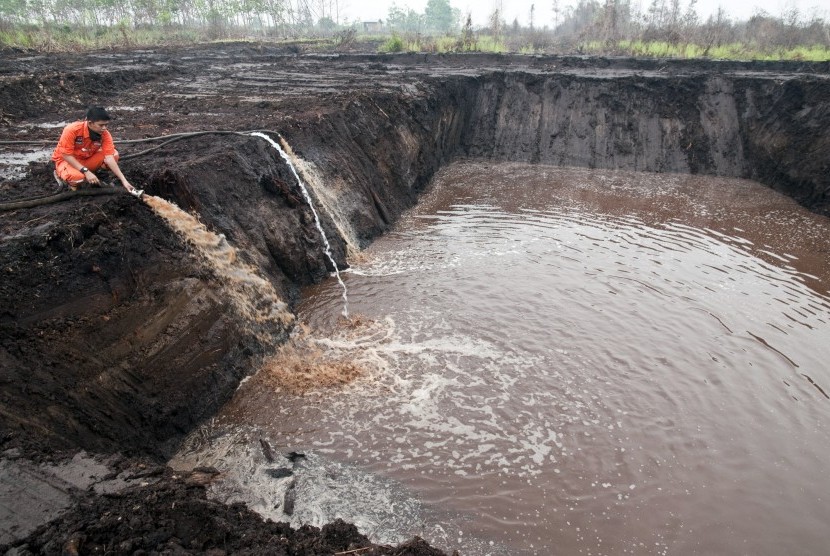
[4, 464, 449, 555]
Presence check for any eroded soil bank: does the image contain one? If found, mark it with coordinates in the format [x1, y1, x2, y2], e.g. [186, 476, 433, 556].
[1, 43, 829, 553]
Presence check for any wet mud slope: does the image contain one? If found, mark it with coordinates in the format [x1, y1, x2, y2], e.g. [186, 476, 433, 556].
[1, 43, 829, 553]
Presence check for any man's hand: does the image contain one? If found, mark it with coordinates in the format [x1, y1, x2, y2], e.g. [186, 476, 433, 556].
[121, 180, 143, 197]
[103, 155, 138, 195]
[84, 170, 100, 185]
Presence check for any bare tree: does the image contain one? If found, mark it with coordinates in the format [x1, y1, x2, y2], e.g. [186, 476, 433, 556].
[462, 12, 474, 49]
[702, 6, 730, 54]
[602, 0, 619, 44]
[489, 8, 502, 38]
[781, 3, 802, 49]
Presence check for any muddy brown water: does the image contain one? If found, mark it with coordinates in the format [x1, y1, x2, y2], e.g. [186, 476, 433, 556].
[175, 161, 830, 555]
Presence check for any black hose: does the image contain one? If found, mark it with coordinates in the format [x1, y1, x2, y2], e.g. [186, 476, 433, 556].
[0, 188, 120, 212]
[0, 129, 278, 147]
[119, 130, 277, 144]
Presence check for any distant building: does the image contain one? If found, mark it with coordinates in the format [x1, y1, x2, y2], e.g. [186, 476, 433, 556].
[363, 20, 383, 33]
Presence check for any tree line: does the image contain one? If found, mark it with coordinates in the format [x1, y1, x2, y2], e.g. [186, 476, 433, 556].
[1, 0, 828, 57]
[533, 0, 829, 54]
[0, 0, 347, 35]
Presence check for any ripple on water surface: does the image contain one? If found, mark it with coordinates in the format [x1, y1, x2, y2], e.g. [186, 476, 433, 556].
[174, 162, 830, 555]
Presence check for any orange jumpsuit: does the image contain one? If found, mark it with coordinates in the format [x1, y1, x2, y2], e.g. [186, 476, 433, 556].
[52, 121, 119, 184]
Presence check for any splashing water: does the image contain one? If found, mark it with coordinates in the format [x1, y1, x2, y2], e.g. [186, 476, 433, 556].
[250, 132, 349, 318]
[142, 195, 294, 337]
[255, 324, 367, 395]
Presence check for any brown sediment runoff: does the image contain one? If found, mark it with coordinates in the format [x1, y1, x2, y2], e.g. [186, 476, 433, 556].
[1, 43, 829, 553]
[253, 324, 366, 395]
[141, 194, 294, 332]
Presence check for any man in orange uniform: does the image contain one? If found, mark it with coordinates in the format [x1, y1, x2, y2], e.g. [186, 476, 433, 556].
[52, 106, 140, 195]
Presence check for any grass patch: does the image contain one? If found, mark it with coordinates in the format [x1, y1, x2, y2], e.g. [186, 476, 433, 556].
[375, 32, 507, 54]
[612, 39, 830, 61]
[475, 35, 507, 53]
[380, 34, 405, 53]
[0, 23, 204, 50]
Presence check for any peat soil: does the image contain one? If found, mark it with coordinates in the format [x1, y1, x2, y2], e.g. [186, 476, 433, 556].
[1, 42, 829, 554]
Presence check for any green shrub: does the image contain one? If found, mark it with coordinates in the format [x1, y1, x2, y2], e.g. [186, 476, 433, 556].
[475, 35, 506, 53]
[381, 34, 404, 53]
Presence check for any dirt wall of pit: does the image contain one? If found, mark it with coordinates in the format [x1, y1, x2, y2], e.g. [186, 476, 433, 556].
[0, 194, 269, 458]
[251, 68, 830, 283]
[456, 71, 830, 213]
[2, 51, 829, 462]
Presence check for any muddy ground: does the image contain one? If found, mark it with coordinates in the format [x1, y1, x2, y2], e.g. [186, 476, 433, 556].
[1, 42, 829, 554]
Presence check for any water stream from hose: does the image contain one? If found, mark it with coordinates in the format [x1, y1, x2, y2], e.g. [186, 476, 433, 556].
[251, 132, 349, 318]
[142, 194, 294, 340]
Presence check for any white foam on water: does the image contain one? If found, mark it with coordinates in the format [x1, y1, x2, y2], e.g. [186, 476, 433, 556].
[263, 314, 586, 485]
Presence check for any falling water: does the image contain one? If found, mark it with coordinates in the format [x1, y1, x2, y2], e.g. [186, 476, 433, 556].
[250, 132, 349, 318]
[142, 194, 294, 338]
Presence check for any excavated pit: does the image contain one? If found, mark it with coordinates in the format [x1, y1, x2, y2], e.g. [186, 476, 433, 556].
[1, 44, 829, 552]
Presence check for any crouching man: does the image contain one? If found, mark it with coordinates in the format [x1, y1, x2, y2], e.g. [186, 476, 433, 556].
[52, 106, 140, 195]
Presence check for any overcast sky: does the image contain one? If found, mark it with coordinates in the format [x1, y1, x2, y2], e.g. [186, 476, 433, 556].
[342, 0, 830, 27]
